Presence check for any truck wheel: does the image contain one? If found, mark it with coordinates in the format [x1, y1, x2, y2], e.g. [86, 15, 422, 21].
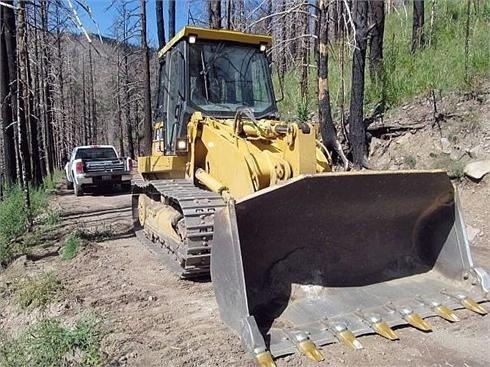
[74, 184, 83, 197]
[67, 181, 73, 190]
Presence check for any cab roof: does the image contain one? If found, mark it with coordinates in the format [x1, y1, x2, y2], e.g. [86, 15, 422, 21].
[158, 26, 272, 58]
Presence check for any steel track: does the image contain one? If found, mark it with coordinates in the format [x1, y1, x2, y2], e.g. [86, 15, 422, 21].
[132, 176, 225, 279]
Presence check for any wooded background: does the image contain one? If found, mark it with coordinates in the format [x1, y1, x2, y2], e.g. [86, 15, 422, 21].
[1, 0, 489, 206]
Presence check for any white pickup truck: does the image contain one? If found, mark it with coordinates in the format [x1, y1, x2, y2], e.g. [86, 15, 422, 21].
[64, 145, 132, 196]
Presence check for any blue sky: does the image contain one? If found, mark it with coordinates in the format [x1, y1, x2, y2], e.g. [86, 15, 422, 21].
[78, 1, 197, 47]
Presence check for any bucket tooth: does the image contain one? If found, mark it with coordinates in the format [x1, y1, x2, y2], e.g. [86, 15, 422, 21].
[404, 312, 432, 331]
[434, 305, 460, 322]
[372, 322, 399, 340]
[334, 326, 363, 350]
[297, 340, 325, 362]
[461, 298, 488, 315]
[416, 297, 460, 323]
[441, 291, 488, 315]
[255, 351, 276, 367]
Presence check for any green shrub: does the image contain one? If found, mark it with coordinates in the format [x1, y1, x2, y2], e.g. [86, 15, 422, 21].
[404, 155, 417, 169]
[447, 160, 466, 179]
[76, 226, 114, 243]
[0, 171, 64, 263]
[44, 209, 61, 226]
[0, 186, 28, 262]
[42, 170, 65, 192]
[61, 233, 81, 260]
[0, 317, 102, 367]
[16, 272, 61, 309]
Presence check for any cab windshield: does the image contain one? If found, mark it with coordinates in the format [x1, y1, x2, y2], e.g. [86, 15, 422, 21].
[189, 41, 275, 117]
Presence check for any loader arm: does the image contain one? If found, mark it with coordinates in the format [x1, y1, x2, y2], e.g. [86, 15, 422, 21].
[187, 112, 330, 199]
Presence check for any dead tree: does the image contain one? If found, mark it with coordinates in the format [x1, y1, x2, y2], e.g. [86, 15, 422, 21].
[226, 0, 233, 29]
[140, 0, 152, 155]
[17, 0, 32, 222]
[368, 0, 385, 86]
[168, 0, 175, 39]
[349, 0, 369, 169]
[88, 47, 97, 144]
[317, 0, 348, 169]
[40, 1, 55, 174]
[31, 5, 47, 178]
[209, 0, 221, 29]
[412, 0, 425, 52]
[156, 0, 166, 49]
[0, 0, 17, 183]
[299, 1, 309, 101]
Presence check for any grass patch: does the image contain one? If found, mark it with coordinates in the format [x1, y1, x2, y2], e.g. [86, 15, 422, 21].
[61, 233, 81, 261]
[45, 210, 61, 226]
[0, 171, 64, 264]
[42, 170, 65, 192]
[16, 272, 61, 310]
[0, 317, 102, 367]
[76, 226, 114, 243]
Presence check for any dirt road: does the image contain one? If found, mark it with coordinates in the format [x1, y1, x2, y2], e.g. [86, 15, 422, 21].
[36, 179, 487, 367]
[1, 180, 488, 367]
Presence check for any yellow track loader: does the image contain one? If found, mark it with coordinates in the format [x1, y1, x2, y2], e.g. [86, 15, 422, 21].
[132, 26, 489, 366]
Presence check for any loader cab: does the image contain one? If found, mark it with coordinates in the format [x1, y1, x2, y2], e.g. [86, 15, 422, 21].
[153, 26, 277, 156]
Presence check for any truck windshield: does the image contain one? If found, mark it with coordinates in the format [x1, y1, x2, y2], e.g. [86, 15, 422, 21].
[75, 148, 117, 160]
[189, 41, 274, 117]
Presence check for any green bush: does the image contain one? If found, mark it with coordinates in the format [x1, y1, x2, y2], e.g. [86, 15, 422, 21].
[0, 318, 102, 367]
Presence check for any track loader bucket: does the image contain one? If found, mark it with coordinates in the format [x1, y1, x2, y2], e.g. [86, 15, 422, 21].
[211, 170, 489, 362]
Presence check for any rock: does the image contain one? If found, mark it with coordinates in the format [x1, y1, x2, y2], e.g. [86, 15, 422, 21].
[467, 144, 482, 159]
[464, 160, 490, 180]
[466, 225, 481, 244]
[450, 151, 464, 161]
[440, 138, 451, 153]
[395, 133, 411, 145]
[369, 137, 385, 157]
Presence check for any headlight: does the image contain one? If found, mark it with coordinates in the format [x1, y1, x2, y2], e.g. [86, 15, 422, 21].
[176, 138, 188, 153]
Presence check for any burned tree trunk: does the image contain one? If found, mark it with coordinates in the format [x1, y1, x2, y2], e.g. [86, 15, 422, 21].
[317, 0, 348, 168]
[88, 47, 97, 144]
[412, 0, 425, 52]
[168, 0, 175, 39]
[156, 0, 166, 49]
[0, 1, 17, 183]
[140, 0, 152, 156]
[368, 0, 385, 86]
[40, 1, 55, 174]
[31, 8, 46, 179]
[348, 0, 369, 169]
[300, 1, 309, 101]
[209, 0, 222, 29]
[17, 0, 32, 222]
[124, 51, 134, 159]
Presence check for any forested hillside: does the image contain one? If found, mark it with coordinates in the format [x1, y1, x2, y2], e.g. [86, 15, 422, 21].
[1, 1, 489, 184]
